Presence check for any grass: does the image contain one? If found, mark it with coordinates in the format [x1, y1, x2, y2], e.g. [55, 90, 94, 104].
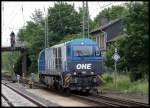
[127, 80, 148, 93]
[2, 70, 11, 76]
[100, 73, 148, 94]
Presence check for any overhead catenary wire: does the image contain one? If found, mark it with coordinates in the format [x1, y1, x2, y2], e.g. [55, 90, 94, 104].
[82, 1, 90, 38]
[3, 3, 17, 27]
[86, 2, 89, 38]
[98, 2, 113, 11]
[7, 4, 22, 30]
[2, 3, 4, 26]
[44, 6, 46, 48]
[82, 1, 85, 38]
[7, 10, 19, 30]
[3, 3, 26, 35]
[44, 6, 49, 48]
[46, 7, 49, 48]
[97, 2, 127, 14]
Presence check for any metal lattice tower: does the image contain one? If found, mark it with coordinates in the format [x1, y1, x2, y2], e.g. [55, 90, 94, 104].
[44, 7, 49, 48]
[82, 1, 90, 38]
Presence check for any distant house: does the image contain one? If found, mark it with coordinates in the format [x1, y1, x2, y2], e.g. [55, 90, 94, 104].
[90, 18, 123, 51]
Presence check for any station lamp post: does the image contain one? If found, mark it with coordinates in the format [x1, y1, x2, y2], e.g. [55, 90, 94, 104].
[10, 31, 16, 81]
[10, 31, 15, 50]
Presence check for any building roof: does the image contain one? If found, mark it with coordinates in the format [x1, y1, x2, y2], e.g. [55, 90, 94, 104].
[90, 18, 122, 35]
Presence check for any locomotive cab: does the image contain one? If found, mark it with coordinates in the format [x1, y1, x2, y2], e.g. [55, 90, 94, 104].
[65, 38, 103, 92]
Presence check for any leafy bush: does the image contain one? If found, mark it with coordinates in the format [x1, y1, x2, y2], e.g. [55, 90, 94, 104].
[101, 73, 148, 94]
[102, 73, 113, 84]
[129, 64, 149, 82]
[104, 2, 148, 82]
[128, 80, 148, 93]
[116, 74, 131, 90]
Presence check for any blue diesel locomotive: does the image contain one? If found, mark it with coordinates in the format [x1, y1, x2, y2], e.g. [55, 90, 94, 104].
[38, 38, 103, 94]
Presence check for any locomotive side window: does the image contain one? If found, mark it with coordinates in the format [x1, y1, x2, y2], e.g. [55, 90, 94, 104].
[67, 45, 70, 56]
[58, 47, 62, 70]
[95, 46, 101, 56]
[53, 48, 57, 69]
[73, 46, 93, 56]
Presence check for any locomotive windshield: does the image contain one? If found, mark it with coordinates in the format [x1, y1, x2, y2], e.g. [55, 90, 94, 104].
[73, 45, 93, 56]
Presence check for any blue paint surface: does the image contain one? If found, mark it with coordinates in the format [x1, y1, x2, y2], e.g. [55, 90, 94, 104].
[38, 49, 45, 73]
[66, 38, 97, 46]
[38, 38, 103, 74]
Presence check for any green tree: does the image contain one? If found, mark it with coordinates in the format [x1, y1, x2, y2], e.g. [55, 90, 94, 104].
[2, 52, 20, 73]
[17, 9, 45, 74]
[104, 2, 148, 81]
[17, 2, 85, 74]
[93, 5, 128, 29]
[30, 9, 45, 25]
[104, 34, 128, 72]
[48, 2, 82, 42]
[124, 2, 148, 81]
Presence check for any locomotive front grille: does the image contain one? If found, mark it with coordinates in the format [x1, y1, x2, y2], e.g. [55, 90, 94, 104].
[70, 76, 97, 86]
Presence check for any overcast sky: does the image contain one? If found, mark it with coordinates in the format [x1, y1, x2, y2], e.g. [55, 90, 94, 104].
[1, 1, 128, 47]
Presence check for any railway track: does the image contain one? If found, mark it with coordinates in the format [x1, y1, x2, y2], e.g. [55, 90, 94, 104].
[95, 94, 149, 107]
[31, 80, 149, 107]
[2, 76, 149, 107]
[72, 94, 149, 107]
[2, 94, 13, 106]
[72, 94, 123, 107]
[2, 82, 46, 107]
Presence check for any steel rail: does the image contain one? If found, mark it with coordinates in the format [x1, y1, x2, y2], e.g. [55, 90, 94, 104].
[72, 94, 126, 107]
[96, 94, 149, 107]
[2, 82, 46, 107]
[2, 76, 148, 107]
[24, 78, 149, 107]
[2, 93, 13, 107]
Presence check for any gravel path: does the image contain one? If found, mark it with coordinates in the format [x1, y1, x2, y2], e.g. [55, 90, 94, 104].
[1, 96, 10, 106]
[26, 89, 92, 107]
[2, 84, 37, 107]
[8, 82, 59, 106]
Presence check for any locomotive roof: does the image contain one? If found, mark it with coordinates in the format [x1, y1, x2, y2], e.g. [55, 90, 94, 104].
[66, 38, 97, 46]
[51, 43, 66, 48]
[43, 38, 97, 49]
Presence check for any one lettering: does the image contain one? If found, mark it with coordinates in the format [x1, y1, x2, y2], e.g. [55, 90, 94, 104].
[76, 64, 92, 69]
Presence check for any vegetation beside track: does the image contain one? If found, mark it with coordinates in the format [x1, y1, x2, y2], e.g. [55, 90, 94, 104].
[99, 73, 148, 94]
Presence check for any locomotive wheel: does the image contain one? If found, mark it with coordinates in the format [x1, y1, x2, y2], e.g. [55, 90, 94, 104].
[82, 89, 90, 96]
[59, 86, 65, 94]
[64, 88, 71, 96]
[53, 82, 58, 90]
[84, 90, 90, 95]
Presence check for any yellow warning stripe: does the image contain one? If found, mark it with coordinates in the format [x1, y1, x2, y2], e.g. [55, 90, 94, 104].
[65, 76, 69, 81]
[64, 75, 72, 83]
[64, 77, 72, 87]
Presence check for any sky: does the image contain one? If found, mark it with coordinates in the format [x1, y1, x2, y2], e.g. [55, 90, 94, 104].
[1, 1, 128, 47]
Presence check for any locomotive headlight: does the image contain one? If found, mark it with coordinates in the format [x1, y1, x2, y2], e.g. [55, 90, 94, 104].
[73, 72, 77, 75]
[82, 71, 86, 74]
[81, 42, 84, 45]
[91, 72, 94, 75]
